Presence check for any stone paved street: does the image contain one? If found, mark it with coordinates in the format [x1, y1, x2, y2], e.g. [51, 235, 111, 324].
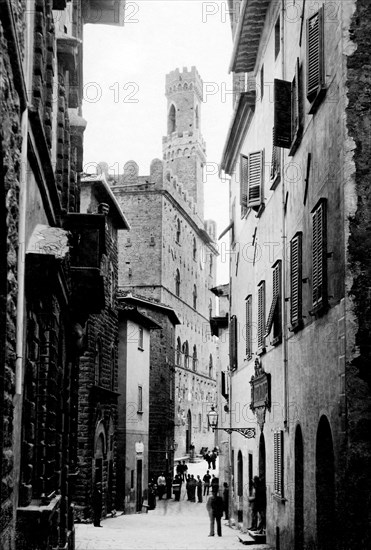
[76, 459, 274, 550]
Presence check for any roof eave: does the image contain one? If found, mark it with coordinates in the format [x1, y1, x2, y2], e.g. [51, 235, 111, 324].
[81, 174, 130, 230]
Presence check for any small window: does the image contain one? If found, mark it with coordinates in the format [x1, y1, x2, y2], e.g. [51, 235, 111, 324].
[176, 337, 181, 366]
[168, 104, 176, 134]
[176, 219, 181, 243]
[275, 16, 280, 59]
[209, 354, 213, 378]
[193, 237, 197, 260]
[175, 269, 180, 297]
[192, 345, 197, 371]
[138, 385, 143, 413]
[274, 431, 284, 497]
[138, 326, 144, 349]
[193, 285, 197, 309]
[182, 341, 189, 369]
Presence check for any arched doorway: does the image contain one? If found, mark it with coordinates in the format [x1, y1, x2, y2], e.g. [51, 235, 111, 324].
[259, 433, 266, 531]
[295, 425, 304, 550]
[316, 416, 336, 550]
[186, 410, 192, 452]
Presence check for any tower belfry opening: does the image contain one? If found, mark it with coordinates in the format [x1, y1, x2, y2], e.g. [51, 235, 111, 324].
[168, 104, 176, 134]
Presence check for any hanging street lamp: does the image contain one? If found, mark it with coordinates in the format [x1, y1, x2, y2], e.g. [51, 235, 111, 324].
[207, 404, 256, 439]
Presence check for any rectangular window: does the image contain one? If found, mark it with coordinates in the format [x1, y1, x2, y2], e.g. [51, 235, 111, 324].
[138, 385, 143, 413]
[274, 79, 292, 149]
[290, 232, 303, 328]
[274, 430, 284, 497]
[138, 326, 144, 349]
[257, 282, 265, 352]
[245, 295, 252, 359]
[247, 150, 264, 211]
[275, 16, 280, 59]
[240, 154, 248, 217]
[311, 199, 327, 311]
[306, 8, 326, 113]
[229, 314, 238, 370]
[265, 261, 282, 345]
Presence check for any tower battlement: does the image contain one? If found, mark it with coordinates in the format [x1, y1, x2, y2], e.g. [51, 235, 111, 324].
[165, 66, 203, 101]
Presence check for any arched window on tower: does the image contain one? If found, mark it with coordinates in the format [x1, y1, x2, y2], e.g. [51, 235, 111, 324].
[168, 104, 176, 134]
[209, 354, 213, 378]
[176, 219, 181, 243]
[176, 337, 182, 366]
[175, 269, 180, 297]
[193, 285, 197, 309]
[195, 105, 199, 129]
[193, 237, 197, 261]
[192, 345, 197, 371]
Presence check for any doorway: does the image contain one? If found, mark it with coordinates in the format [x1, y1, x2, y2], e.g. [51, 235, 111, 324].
[186, 409, 192, 452]
[259, 433, 266, 531]
[136, 459, 143, 512]
[316, 416, 336, 550]
[295, 425, 304, 550]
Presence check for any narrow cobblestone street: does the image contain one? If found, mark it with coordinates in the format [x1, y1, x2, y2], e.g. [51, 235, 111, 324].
[76, 459, 273, 550]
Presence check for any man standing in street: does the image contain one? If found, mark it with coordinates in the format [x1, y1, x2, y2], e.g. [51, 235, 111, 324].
[157, 472, 166, 500]
[92, 482, 103, 527]
[206, 489, 224, 537]
[203, 470, 211, 495]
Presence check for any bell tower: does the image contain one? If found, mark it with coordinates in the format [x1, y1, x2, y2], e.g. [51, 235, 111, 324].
[162, 67, 206, 219]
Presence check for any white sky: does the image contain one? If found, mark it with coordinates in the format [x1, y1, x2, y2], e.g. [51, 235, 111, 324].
[83, 0, 234, 284]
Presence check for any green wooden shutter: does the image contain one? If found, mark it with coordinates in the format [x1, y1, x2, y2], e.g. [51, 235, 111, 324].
[290, 232, 303, 325]
[245, 295, 252, 359]
[266, 261, 281, 337]
[274, 79, 292, 149]
[257, 282, 265, 350]
[312, 200, 327, 307]
[306, 8, 324, 100]
[240, 154, 248, 207]
[248, 150, 263, 208]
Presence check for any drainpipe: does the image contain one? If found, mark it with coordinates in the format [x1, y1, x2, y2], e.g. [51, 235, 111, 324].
[281, 0, 289, 428]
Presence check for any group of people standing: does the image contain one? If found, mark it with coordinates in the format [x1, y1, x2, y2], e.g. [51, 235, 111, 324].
[204, 449, 217, 470]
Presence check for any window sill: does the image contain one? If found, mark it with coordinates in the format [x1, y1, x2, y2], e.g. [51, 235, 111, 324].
[308, 87, 327, 115]
[309, 300, 329, 318]
[273, 493, 287, 503]
[256, 346, 266, 356]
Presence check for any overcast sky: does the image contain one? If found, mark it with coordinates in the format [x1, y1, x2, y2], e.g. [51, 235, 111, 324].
[83, 0, 234, 283]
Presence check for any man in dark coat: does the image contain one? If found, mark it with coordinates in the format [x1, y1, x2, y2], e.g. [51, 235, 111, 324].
[203, 470, 211, 495]
[206, 490, 224, 537]
[222, 482, 229, 520]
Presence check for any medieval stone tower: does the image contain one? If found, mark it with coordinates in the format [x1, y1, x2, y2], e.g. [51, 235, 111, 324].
[163, 67, 206, 219]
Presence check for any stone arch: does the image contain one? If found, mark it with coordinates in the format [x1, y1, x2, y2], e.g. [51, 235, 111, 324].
[93, 420, 107, 484]
[177, 83, 182, 91]
[316, 415, 336, 550]
[183, 82, 188, 90]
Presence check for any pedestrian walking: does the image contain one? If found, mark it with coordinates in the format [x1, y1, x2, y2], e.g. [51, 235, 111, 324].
[248, 476, 259, 530]
[157, 472, 166, 500]
[172, 474, 181, 501]
[210, 451, 216, 470]
[92, 482, 103, 527]
[222, 482, 229, 520]
[189, 474, 197, 502]
[182, 460, 188, 482]
[148, 479, 157, 510]
[176, 461, 182, 478]
[205, 451, 212, 469]
[196, 475, 203, 503]
[211, 474, 219, 493]
[206, 491, 224, 537]
[203, 470, 211, 495]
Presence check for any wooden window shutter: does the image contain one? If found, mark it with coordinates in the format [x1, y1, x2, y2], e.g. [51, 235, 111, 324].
[274, 431, 284, 496]
[266, 261, 281, 337]
[274, 79, 292, 149]
[229, 315, 238, 370]
[221, 371, 228, 399]
[257, 282, 265, 350]
[240, 155, 248, 207]
[292, 59, 301, 139]
[312, 199, 327, 308]
[248, 150, 264, 208]
[245, 295, 252, 359]
[271, 128, 281, 182]
[306, 8, 325, 100]
[290, 232, 303, 326]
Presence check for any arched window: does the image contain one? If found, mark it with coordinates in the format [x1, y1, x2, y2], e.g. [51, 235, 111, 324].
[192, 345, 197, 371]
[168, 104, 176, 134]
[175, 269, 180, 297]
[95, 338, 103, 385]
[176, 337, 181, 366]
[193, 237, 197, 260]
[209, 354, 213, 378]
[182, 341, 189, 369]
[176, 219, 181, 243]
[193, 285, 197, 309]
[195, 105, 199, 129]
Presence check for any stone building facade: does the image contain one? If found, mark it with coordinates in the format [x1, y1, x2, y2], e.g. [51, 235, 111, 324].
[74, 175, 129, 520]
[220, 1, 371, 549]
[107, 68, 219, 464]
[0, 2, 125, 549]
